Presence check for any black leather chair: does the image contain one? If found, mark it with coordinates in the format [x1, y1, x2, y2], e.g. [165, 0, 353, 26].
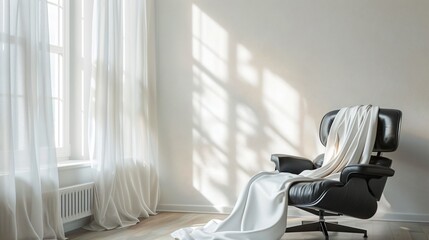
[271, 108, 402, 239]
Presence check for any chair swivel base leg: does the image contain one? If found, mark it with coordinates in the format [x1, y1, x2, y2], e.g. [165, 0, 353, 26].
[286, 221, 368, 239]
[286, 221, 329, 239]
[324, 222, 368, 238]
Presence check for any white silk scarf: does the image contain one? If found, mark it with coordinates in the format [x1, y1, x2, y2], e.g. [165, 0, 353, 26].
[172, 105, 379, 240]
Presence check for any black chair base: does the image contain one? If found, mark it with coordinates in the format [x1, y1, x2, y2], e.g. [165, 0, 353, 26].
[286, 210, 368, 240]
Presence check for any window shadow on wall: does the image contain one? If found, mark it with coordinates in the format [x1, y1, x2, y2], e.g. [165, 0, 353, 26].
[189, 3, 321, 209]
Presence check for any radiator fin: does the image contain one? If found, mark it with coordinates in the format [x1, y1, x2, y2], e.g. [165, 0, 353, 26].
[59, 182, 94, 223]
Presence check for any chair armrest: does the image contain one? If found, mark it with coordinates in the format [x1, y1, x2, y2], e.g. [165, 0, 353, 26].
[340, 164, 395, 183]
[271, 154, 315, 174]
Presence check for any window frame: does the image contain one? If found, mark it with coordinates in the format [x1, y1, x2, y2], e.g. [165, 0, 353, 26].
[48, 0, 70, 161]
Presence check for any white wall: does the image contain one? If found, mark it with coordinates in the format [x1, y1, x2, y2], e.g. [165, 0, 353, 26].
[156, 0, 429, 221]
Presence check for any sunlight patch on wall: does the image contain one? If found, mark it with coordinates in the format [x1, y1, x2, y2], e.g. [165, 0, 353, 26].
[192, 4, 231, 208]
[190, 4, 314, 208]
[192, 129, 229, 189]
[237, 44, 258, 87]
[262, 69, 301, 155]
[235, 103, 259, 172]
[192, 4, 228, 82]
[192, 66, 229, 151]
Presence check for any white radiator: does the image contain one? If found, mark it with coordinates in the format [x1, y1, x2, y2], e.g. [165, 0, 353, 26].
[59, 182, 94, 223]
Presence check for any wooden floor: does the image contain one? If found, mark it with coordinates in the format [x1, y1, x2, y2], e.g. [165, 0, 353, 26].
[66, 212, 429, 240]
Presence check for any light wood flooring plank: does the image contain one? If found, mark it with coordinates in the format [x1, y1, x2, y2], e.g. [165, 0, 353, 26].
[66, 212, 429, 240]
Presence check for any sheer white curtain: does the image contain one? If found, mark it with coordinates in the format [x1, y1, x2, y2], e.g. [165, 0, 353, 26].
[86, 0, 159, 230]
[0, 0, 65, 239]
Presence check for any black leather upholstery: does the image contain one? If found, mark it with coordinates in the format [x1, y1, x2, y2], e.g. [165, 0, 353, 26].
[287, 156, 395, 210]
[319, 109, 402, 152]
[288, 179, 344, 205]
[271, 154, 315, 174]
[339, 163, 394, 184]
[273, 107, 402, 239]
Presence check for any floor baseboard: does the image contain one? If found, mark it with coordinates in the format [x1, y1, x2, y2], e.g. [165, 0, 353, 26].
[64, 216, 91, 233]
[157, 204, 233, 214]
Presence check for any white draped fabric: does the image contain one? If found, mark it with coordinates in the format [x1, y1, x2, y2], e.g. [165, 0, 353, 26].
[172, 105, 379, 240]
[86, 0, 159, 230]
[0, 0, 65, 239]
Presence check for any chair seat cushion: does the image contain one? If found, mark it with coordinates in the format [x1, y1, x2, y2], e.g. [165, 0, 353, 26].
[288, 179, 344, 205]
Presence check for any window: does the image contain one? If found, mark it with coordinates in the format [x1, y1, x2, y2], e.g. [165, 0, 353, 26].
[48, 0, 70, 160]
[48, 0, 90, 162]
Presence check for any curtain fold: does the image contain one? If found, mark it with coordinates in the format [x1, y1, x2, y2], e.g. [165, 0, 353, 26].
[86, 0, 159, 230]
[0, 0, 65, 239]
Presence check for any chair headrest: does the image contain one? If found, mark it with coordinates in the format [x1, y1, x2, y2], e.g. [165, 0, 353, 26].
[319, 108, 402, 152]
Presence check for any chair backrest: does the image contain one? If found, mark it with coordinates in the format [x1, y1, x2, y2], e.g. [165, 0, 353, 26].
[319, 108, 402, 153]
